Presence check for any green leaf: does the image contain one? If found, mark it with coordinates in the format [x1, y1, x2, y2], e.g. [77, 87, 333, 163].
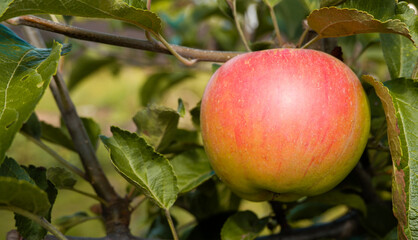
[392, 1, 418, 45]
[212, 63, 222, 73]
[101, 127, 178, 209]
[40, 117, 101, 151]
[55, 212, 94, 233]
[0, 0, 14, 17]
[177, 98, 185, 117]
[67, 53, 117, 91]
[0, 0, 161, 33]
[20, 113, 42, 140]
[320, 0, 347, 7]
[171, 149, 214, 194]
[139, 71, 193, 106]
[381, 33, 418, 79]
[179, 180, 241, 221]
[0, 24, 63, 165]
[307, 7, 413, 42]
[221, 211, 268, 240]
[133, 105, 180, 152]
[40, 121, 74, 151]
[363, 76, 417, 240]
[300, 0, 321, 12]
[307, 190, 367, 216]
[274, 0, 312, 41]
[0, 157, 34, 184]
[46, 167, 77, 189]
[341, 0, 397, 20]
[190, 101, 201, 128]
[15, 165, 58, 240]
[0, 177, 51, 216]
[81, 117, 101, 151]
[341, 0, 418, 44]
[123, 0, 146, 9]
[262, 0, 283, 8]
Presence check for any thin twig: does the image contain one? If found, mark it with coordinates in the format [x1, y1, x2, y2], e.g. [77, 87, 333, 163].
[267, 5, 283, 47]
[231, 0, 251, 52]
[130, 195, 147, 213]
[21, 132, 86, 180]
[164, 209, 179, 240]
[1, 206, 68, 240]
[65, 188, 109, 206]
[6, 16, 241, 62]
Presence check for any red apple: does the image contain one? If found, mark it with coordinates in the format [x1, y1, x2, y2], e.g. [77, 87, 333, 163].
[200, 49, 370, 202]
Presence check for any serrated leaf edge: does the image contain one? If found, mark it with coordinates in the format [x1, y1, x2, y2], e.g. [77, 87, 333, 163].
[362, 75, 410, 239]
[307, 7, 414, 44]
[0, 176, 51, 215]
[102, 127, 178, 209]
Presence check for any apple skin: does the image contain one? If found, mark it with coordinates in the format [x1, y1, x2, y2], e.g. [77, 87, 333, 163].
[200, 49, 370, 202]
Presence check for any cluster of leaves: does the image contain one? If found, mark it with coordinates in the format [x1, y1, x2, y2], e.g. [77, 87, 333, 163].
[0, 0, 416, 240]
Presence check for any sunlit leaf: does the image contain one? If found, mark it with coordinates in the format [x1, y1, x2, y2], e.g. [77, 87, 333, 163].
[101, 127, 178, 209]
[133, 105, 179, 152]
[341, 0, 418, 44]
[307, 7, 413, 43]
[171, 149, 214, 194]
[0, 0, 161, 33]
[363, 76, 418, 240]
[0, 24, 63, 165]
[380, 33, 418, 79]
[0, 177, 50, 216]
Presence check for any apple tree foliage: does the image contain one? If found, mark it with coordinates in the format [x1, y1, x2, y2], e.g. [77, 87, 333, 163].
[0, 0, 416, 240]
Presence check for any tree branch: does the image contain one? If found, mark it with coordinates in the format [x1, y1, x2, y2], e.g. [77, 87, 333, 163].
[21, 26, 132, 239]
[21, 132, 87, 181]
[6, 15, 242, 62]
